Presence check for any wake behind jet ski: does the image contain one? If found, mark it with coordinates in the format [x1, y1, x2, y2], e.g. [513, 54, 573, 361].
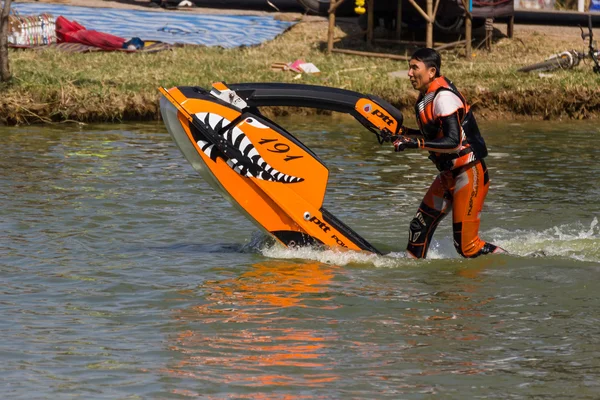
[159, 82, 405, 254]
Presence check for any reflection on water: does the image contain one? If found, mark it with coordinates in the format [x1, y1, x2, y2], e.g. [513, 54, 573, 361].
[1, 119, 600, 398]
[167, 261, 340, 392]
[165, 258, 502, 396]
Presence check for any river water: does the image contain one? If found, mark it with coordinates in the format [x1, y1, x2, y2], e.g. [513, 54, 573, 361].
[2, 117, 599, 399]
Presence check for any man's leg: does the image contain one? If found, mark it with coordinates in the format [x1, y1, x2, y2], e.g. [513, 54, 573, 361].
[451, 161, 505, 257]
[407, 175, 450, 259]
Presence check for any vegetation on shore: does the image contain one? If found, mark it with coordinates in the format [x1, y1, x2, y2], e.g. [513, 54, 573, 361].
[1, 16, 599, 125]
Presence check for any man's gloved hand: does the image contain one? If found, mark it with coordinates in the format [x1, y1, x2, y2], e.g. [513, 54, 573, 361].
[393, 136, 420, 152]
[381, 126, 410, 143]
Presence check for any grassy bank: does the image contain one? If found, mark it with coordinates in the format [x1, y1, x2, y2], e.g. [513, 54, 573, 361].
[1, 17, 599, 125]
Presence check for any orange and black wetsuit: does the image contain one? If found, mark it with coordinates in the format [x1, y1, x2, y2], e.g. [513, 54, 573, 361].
[403, 76, 504, 258]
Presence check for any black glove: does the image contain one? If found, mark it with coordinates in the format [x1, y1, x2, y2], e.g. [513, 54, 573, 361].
[381, 126, 409, 143]
[393, 136, 420, 152]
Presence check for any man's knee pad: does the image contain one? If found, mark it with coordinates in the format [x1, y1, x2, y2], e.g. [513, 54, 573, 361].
[407, 208, 443, 258]
[408, 212, 428, 245]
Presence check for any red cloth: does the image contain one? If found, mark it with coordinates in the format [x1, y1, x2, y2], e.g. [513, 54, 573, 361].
[55, 16, 125, 50]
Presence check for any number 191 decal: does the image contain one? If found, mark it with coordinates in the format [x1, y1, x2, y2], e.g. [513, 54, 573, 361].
[259, 138, 303, 162]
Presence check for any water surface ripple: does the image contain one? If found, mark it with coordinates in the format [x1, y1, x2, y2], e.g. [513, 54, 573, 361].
[1, 119, 599, 399]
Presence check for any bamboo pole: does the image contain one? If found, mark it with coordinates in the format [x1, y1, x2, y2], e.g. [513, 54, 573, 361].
[426, 0, 433, 49]
[331, 48, 411, 60]
[333, 31, 368, 43]
[407, 0, 431, 22]
[367, 0, 374, 47]
[433, 0, 441, 20]
[507, 15, 514, 39]
[396, 0, 402, 39]
[327, 0, 348, 54]
[328, 0, 346, 12]
[434, 39, 467, 51]
[461, 0, 472, 60]
[375, 38, 443, 47]
[327, 2, 336, 54]
[465, 17, 472, 59]
[0, 0, 13, 81]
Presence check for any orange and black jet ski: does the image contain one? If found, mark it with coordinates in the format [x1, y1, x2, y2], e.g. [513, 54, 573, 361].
[159, 82, 404, 255]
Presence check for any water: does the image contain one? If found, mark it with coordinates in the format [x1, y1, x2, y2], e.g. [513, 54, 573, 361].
[2, 117, 599, 399]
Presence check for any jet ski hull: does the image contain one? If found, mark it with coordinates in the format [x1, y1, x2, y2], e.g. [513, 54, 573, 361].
[160, 84, 382, 253]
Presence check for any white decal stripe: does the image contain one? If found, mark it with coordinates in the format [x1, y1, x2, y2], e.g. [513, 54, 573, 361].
[197, 140, 214, 157]
[208, 113, 222, 129]
[231, 127, 243, 144]
[239, 137, 252, 153]
[247, 147, 259, 159]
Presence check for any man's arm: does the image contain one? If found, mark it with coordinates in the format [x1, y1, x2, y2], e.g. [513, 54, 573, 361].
[401, 126, 422, 137]
[418, 113, 461, 153]
[394, 91, 464, 152]
[395, 114, 461, 152]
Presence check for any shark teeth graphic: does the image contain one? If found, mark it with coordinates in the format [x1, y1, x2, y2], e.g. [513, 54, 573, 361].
[194, 112, 304, 184]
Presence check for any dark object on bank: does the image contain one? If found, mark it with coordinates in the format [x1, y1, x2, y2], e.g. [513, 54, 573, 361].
[123, 37, 145, 50]
[298, 0, 513, 34]
[150, 0, 193, 9]
[518, 15, 600, 74]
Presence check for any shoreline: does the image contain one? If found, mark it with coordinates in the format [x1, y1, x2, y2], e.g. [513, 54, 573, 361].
[1, 1, 599, 125]
[2, 83, 597, 126]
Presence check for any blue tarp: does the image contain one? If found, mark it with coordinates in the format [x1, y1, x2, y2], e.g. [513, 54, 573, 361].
[11, 3, 296, 47]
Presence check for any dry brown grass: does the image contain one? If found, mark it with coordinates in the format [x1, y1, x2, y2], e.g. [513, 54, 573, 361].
[1, 17, 599, 124]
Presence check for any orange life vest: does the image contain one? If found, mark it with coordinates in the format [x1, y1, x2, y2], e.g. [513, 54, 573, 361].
[415, 76, 488, 171]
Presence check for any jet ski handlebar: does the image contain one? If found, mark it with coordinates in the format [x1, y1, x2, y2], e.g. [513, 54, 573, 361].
[211, 82, 404, 144]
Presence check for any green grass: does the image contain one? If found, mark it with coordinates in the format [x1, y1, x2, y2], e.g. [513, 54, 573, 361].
[1, 18, 599, 124]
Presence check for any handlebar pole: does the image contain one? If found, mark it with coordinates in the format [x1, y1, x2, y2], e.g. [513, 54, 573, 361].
[589, 15, 592, 53]
[590, 15, 600, 73]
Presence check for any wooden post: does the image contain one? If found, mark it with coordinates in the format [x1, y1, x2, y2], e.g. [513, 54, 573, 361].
[327, 0, 346, 54]
[426, 0, 433, 48]
[461, 0, 472, 60]
[0, 0, 13, 82]
[327, 1, 336, 54]
[465, 15, 472, 60]
[434, 39, 468, 51]
[507, 14, 514, 39]
[432, 0, 441, 20]
[396, 0, 402, 39]
[407, 0, 429, 21]
[407, 0, 436, 48]
[332, 48, 411, 60]
[485, 18, 493, 51]
[367, 0, 374, 47]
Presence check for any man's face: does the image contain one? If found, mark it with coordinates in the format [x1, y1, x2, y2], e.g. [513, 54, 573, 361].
[408, 59, 437, 93]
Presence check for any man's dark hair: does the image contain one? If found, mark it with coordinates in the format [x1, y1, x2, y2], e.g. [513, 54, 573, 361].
[410, 48, 441, 77]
